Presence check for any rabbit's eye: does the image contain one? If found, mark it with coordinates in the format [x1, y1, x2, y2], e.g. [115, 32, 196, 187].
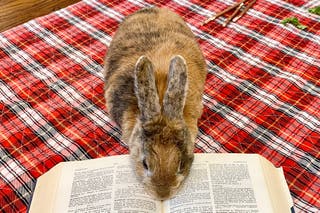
[142, 158, 148, 170]
[177, 161, 183, 174]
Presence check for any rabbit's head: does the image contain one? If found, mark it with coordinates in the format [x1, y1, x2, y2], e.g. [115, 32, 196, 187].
[129, 55, 194, 200]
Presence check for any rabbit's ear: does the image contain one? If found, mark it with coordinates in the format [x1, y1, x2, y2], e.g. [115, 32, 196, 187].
[163, 55, 188, 120]
[134, 56, 161, 122]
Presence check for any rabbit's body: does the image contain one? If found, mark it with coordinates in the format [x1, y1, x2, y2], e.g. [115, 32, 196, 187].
[104, 7, 207, 200]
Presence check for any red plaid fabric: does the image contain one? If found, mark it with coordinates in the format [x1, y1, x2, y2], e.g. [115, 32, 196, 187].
[0, 0, 319, 212]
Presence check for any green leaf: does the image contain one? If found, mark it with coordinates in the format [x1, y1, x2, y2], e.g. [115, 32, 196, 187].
[281, 17, 307, 30]
[308, 6, 320, 15]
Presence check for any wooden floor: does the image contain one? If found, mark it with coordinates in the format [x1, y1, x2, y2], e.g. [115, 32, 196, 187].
[0, 0, 81, 32]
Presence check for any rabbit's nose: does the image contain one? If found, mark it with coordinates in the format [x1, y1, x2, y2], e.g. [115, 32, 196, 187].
[156, 188, 171, 201]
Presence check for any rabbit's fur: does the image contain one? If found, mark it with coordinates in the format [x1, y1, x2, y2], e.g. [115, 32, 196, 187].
[104, 7, 207, 200]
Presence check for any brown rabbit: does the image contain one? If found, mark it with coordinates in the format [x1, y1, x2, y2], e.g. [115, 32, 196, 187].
[104, 7, 207, 200]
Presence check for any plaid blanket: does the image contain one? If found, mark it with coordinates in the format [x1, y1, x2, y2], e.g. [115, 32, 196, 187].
[0, 0, 319, 212]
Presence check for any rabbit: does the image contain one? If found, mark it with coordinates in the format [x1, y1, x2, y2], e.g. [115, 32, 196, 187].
[104, 7, 207, 200]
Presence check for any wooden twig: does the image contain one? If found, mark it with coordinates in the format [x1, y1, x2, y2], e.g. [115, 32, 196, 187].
[202, 0, 248, 25]
[223, 2, 244, 27]
[202, 0, 256, 27]
[233, 0, 256, 22]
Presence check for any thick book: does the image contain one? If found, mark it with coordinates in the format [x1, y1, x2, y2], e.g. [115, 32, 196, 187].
[28, 153, 294, 213]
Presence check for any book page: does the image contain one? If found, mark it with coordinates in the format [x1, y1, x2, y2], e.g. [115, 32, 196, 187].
[28, 164, 64, 213]
[164, 153, 288, 213]
[259, 157, 294, 211]
[164, 162, 215, 212]
[29, 153, 292, 213]
[51, 155, 161, 213]
[111, 163, 161, 213]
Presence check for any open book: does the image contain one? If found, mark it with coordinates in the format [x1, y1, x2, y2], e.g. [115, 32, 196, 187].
[28, 153, 294, 213]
